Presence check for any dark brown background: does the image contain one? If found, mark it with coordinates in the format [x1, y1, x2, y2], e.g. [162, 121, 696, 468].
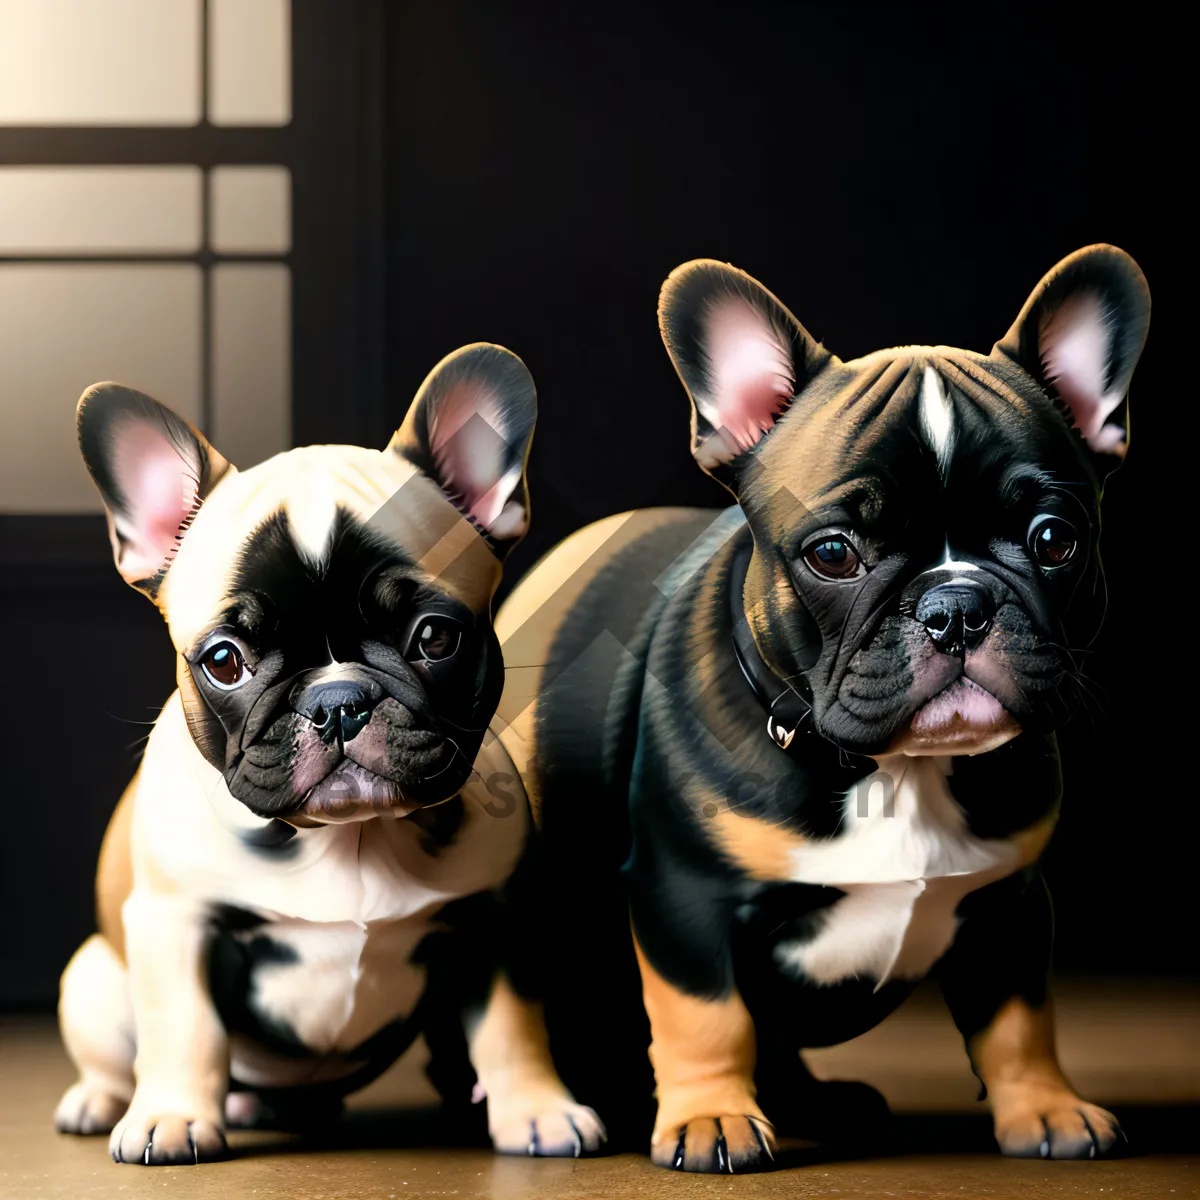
[0, 0, 1178, 1009]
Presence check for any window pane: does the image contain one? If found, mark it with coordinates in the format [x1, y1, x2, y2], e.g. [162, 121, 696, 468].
[212, 264, 290, 469]
[0, 265, 201, 513]
[0, 0, 201, 126]
[208, 0, 291, 127]
[210, 166, 290, 254]
[0, 167, 202, 254]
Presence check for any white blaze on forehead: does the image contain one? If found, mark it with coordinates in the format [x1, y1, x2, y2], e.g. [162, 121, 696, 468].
[284, 474, 340, 566]
[919, 364, 955, 473]
[938, 541, 978, 572]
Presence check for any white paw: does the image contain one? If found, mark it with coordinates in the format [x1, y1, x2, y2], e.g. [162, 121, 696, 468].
[54, 1083, 129, 1136]
[490, 1098, 607, 1157]
[109, 1105, 228, 1166]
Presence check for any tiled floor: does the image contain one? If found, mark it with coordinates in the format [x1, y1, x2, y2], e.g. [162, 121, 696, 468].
[2, 979, 1197, 1199]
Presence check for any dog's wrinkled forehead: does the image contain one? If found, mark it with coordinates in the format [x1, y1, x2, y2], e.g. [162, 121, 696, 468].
[160, 444, 502, 648]
[745, 346, 1094, 530]
[659, 247, 1150, 530]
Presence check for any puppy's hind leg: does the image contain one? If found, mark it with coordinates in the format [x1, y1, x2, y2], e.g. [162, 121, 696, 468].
[753, 1042, 890, 1149]
[748, 974, 889, 1149]
[55, 935, 135, 1135]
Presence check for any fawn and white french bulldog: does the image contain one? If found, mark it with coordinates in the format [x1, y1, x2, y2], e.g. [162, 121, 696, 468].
[54, 344, 603, 1165]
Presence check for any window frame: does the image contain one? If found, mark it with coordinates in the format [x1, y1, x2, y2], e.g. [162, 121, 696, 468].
[0, 0, 386, 571]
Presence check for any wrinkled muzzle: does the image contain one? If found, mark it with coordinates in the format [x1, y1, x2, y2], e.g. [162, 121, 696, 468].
[228, 664, 462, 821]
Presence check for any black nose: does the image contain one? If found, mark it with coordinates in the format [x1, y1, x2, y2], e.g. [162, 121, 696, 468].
[292, 678, 383, 744]
[916, 583, 994, 654]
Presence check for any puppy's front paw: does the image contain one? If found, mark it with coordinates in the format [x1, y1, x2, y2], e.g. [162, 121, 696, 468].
[490, 1096, 607, 1157]
[54, 1083, 128, 1135]
[991, 1084, 1123, 1159]
[651, 1115, 776, 1173]
[109, 1106, 228, 1166]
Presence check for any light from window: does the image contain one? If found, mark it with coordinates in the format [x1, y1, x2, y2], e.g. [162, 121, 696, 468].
[0, 166, 203, 253]
[208, 0, 291, 127]
[0, 264, 202, 512]
[0, 0, 202, 126]
[0, 0, 294, 515]
[210, 166, 290, 254]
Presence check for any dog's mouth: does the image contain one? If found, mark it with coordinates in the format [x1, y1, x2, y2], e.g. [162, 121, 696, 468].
[292, 729, 467, 823]
[295, 760, 424, 824]
[895, 677, 1022, 755]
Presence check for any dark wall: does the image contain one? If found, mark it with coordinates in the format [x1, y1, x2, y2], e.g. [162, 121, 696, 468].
[381, 1, 1179, 975]
[0, 553, 177, 1009]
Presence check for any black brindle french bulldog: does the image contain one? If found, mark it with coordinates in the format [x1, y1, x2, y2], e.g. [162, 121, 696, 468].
[55, 344, 603, 1165]
[489, 245, 1149, 1171]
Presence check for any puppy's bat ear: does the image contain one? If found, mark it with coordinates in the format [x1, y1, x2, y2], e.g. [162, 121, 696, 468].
[658, 260, 836, 480]
[389, 343, 537, 549]
[993, 244, 1150, 468]
[77, 384, 233, 600]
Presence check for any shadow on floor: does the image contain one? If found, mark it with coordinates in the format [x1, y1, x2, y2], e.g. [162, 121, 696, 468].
[227, 1101, 1200, 1164]
[775, 1103, 1200, 1167]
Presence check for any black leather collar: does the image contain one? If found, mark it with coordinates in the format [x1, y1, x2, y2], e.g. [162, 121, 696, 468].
[728, 542, 815, 753]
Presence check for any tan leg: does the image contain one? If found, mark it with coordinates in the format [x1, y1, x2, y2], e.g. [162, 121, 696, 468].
[971, 996, 1121, 1159]
[467, 974, 606, 1156]
[55, 935, 135, 1135]
[107, 891, 230, 1165]
[634, 935, 775, 1173]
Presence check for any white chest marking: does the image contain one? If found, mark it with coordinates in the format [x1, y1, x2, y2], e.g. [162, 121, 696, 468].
[775, 755, 1020, 988]
[237, 918, 428, 1060]
[133, 700, 531, 1084]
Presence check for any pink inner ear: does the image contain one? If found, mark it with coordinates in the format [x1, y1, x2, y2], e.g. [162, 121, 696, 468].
[700, 295, 795, 453]
[112, 420, 200, 580]
[1039, 292, 1125, 452]
[428, 381, 524, 536]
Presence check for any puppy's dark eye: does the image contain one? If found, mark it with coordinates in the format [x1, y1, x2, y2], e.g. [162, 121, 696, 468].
[200, 642, 248, 690]
[802, 537, 864, 581]
[405, 615, 463, 663]
[1029, 517, 1078, 569]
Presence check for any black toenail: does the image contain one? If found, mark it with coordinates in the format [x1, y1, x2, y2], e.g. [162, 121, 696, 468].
[671, 1126, 687, 1170]
[748, 1116, 774, 1162]
[1077, 1110, 1099, 1159]
[714, 1117, 731, 1174]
